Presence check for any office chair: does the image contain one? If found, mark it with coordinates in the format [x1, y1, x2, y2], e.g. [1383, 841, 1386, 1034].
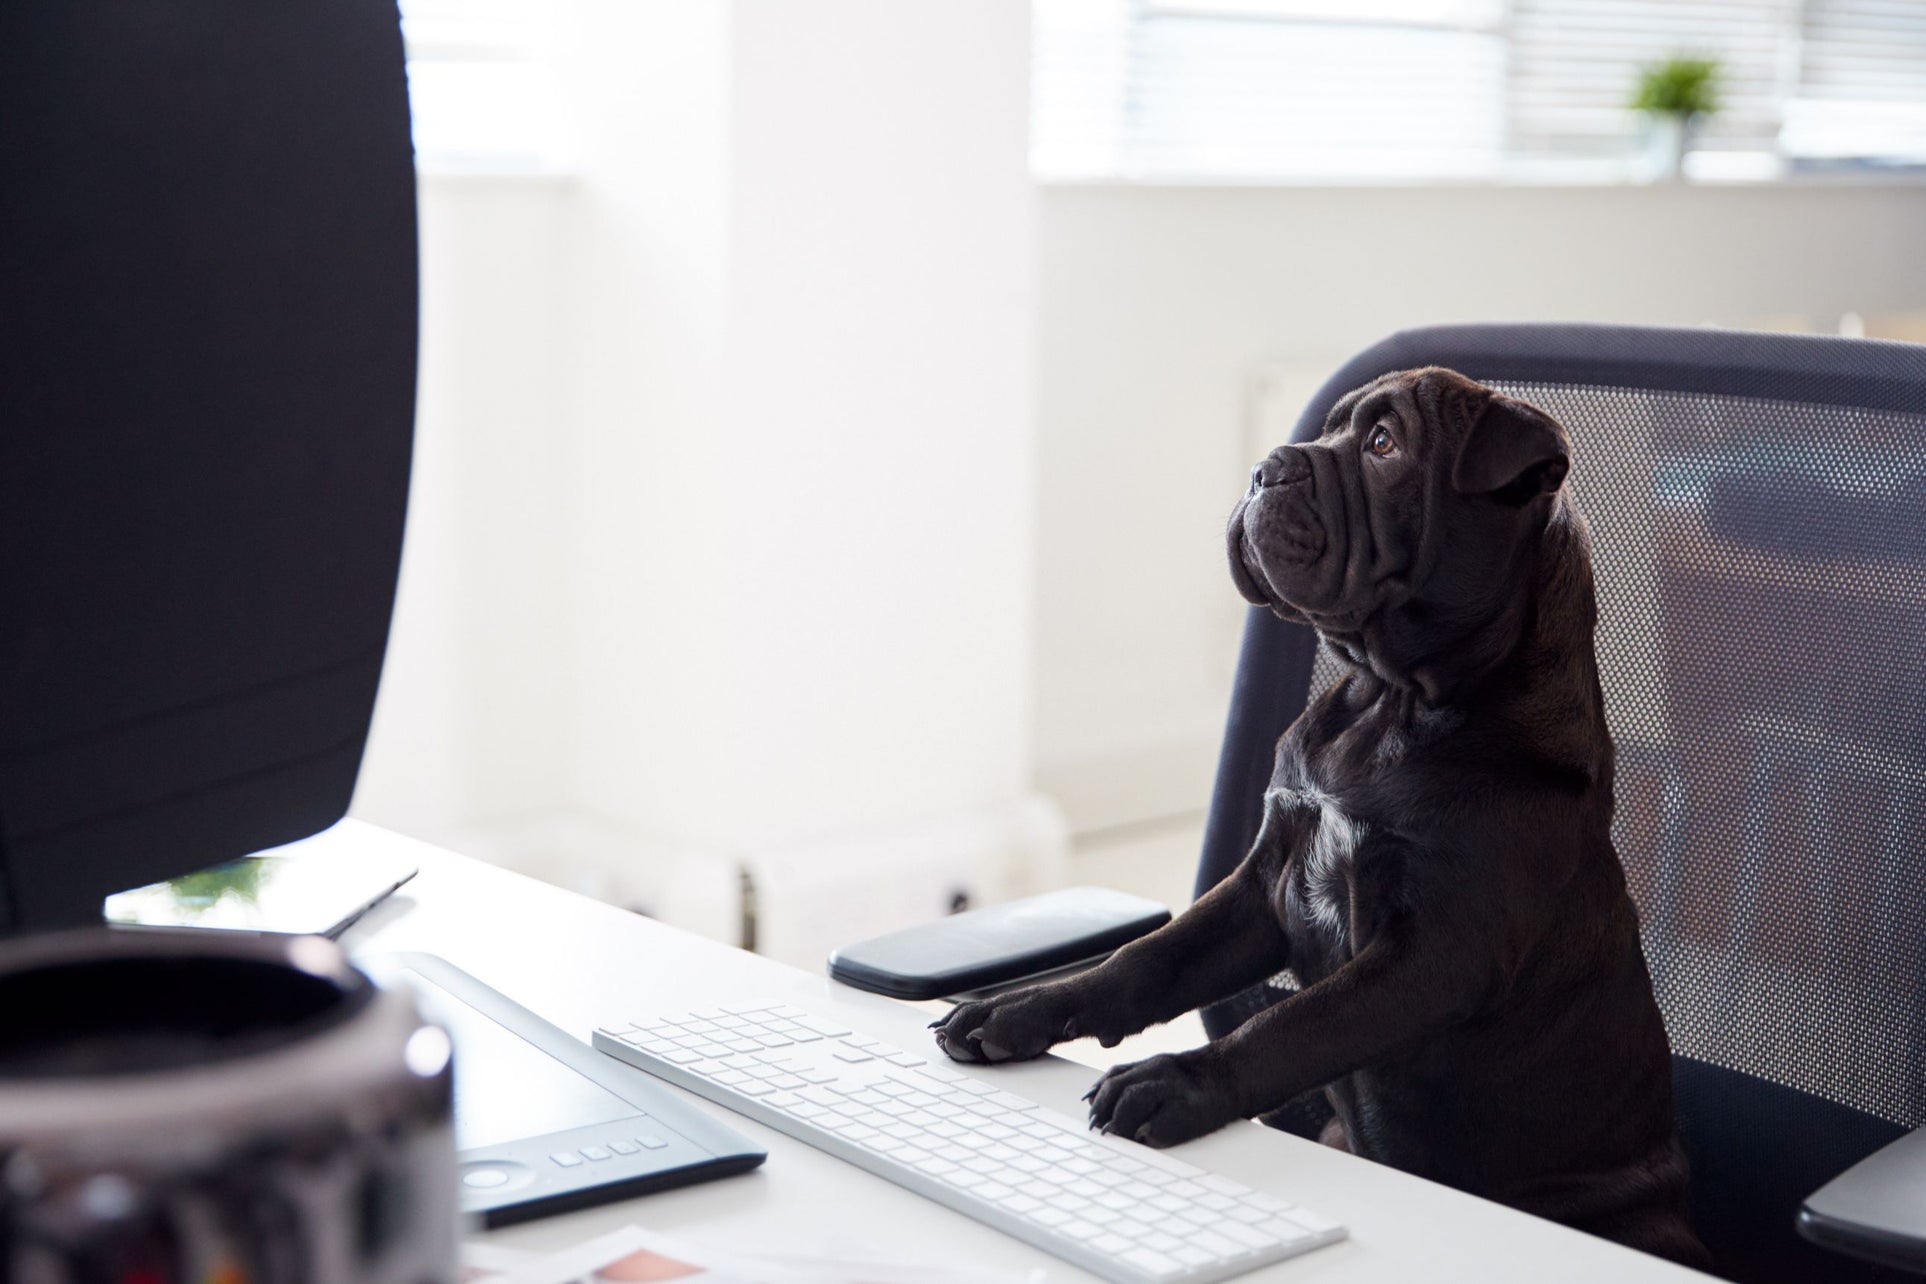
[1196, 324, 1926, 1284]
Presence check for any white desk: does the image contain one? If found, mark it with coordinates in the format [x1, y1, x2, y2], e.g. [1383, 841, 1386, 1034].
[332, 820, 1706, 1282]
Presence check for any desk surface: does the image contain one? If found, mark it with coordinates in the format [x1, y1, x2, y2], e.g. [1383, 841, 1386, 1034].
[334, 821, 1706, 1282]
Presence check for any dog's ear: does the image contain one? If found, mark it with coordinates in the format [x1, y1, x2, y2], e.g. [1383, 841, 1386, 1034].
[1451, 394, 1570, 498]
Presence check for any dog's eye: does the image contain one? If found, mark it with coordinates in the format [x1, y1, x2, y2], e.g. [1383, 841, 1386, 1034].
[1368, 427, 1398, 457]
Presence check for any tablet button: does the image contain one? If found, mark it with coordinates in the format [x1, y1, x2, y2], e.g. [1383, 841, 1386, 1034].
[609, 1139, 640, 1155]
[459, 1160, 534, 1193]
[551, 1152, 584, 1167]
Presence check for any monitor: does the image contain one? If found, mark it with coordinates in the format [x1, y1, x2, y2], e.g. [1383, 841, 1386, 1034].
[0, 0, 417, 932]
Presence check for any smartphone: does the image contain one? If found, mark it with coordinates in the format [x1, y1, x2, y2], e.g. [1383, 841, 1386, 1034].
[104, 840, 417, 937]
[828, 886, 1171, 1001]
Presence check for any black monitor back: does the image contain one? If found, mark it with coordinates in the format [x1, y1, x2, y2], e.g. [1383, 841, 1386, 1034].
[0, 0, 417, 931]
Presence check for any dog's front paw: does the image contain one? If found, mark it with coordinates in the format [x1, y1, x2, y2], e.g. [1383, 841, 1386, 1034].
[929, 986, 1082, 1065]
[1084, 1052, 1239, 1148]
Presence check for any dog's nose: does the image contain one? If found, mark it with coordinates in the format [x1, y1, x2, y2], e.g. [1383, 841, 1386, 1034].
[1251, 449, 1310, 490]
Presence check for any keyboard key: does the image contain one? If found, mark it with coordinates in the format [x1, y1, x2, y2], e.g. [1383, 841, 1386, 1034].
[833, 1048, 874, 1063]
[1190, 1229, 1249, 1259]
[1216, 1221, 1278, 1251]
[1286, 1207, 1342, 1234]
[1120, 1250, 1183, 1280]
[796, 1017, 852, 1037]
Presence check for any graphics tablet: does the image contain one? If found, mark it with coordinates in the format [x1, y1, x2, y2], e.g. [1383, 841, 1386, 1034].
[366, 952, 766, 1227]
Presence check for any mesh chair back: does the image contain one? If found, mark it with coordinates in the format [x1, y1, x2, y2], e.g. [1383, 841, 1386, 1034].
[1195, 324, 1926, 1283]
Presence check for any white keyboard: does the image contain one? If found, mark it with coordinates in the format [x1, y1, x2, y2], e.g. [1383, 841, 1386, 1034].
[591, 1003, 1344, 1284]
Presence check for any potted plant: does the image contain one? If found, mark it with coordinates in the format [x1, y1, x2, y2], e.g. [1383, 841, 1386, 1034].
[1632, 57, 1718, 181]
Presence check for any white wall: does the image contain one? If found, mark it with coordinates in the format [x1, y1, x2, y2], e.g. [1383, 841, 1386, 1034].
[356, 174, 571, 841]
[1033, 181, 1926, 835]
[357, 2, 1060, 967]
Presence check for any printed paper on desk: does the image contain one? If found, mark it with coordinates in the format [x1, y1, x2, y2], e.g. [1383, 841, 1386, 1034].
[461, 1224, 1041, 1284]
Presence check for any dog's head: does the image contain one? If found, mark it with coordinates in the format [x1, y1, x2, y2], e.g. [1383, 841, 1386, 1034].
[1228, 367, 1571, 679]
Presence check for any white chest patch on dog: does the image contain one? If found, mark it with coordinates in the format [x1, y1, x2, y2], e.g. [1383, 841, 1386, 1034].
[1267, 785, 1362, 934]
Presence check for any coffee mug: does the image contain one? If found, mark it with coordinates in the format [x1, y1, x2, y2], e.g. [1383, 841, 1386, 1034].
[0, 928, 457, 1283]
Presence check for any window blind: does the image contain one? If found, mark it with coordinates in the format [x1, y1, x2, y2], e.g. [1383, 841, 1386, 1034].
[1505, 0, 1788, 163]
[1034, 0, 1926, 180]
[1787, 0, 1926, 163]
[1035, 0, 1505, 180]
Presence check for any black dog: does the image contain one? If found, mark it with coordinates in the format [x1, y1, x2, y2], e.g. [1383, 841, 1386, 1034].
[932, 368, 1709, 1269]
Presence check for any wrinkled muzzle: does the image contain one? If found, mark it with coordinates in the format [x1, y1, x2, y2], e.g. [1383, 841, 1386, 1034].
[1228, 443, 1378, 624]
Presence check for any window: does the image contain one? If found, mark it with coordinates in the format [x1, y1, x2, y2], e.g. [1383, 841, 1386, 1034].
[1033, 0, 1926, 181]
[399, 0, 558, 171]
